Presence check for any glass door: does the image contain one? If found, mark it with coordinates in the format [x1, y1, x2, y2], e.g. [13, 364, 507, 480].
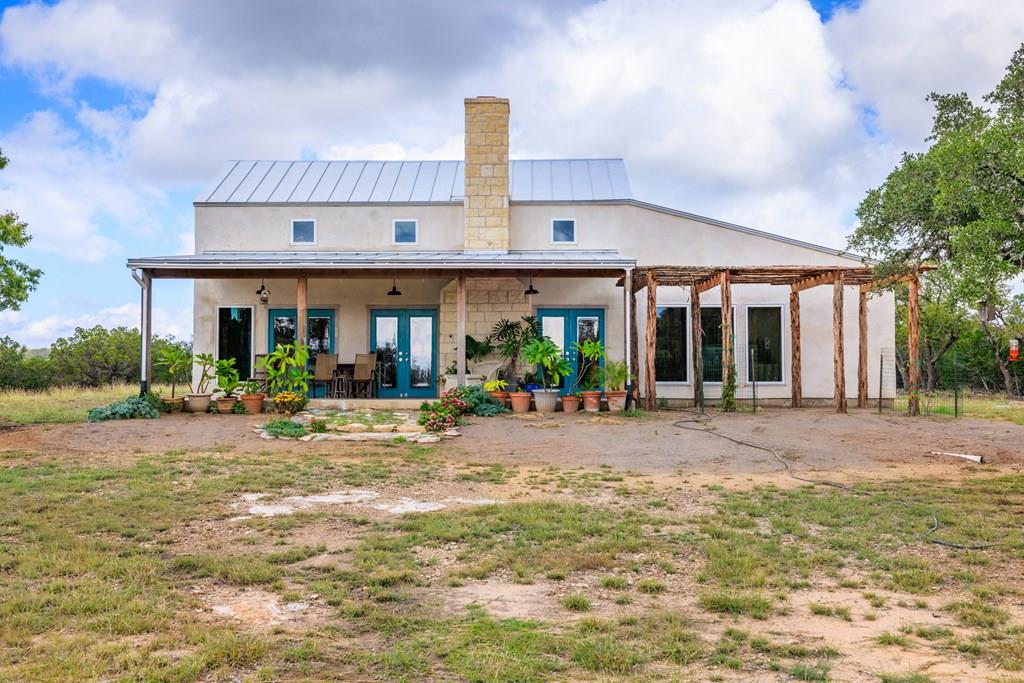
[370, 309, 437, 399]
[268, 308, 335, 395]
[535, 308, 604, 395]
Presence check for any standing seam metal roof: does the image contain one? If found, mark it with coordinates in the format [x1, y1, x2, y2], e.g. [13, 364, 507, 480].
[196, 159, 632, 204]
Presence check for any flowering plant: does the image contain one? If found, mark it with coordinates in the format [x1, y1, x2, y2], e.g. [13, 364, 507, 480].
[273, 391, 308, 416]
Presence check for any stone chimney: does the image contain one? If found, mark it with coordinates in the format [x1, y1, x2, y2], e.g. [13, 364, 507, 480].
[463, 96, 510, 252]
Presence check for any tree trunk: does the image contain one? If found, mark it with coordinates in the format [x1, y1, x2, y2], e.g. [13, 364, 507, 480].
[980, 320, 1015, 399]
[925, 361, 937, 393]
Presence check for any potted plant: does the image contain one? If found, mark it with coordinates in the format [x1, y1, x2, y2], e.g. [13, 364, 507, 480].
[214, 358, 240, 413]
[263, 343, 313, 415]
[508, 383, 532, 413]
[484, 378, 509, 405]
[186, 353, 216, 413]
[238, 379, 265, 414]
[521, 337, 571, 414]
[600, 360, 632, 412]
[491, 316, 538, 384]
[155, 346, 191, 412]
[561, 391, 581, 414]
[573, 339, 606, 413]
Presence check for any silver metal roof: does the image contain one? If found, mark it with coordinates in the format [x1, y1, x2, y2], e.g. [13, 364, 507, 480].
[128, 249, 635, 271]
[195, 159, 632, 204]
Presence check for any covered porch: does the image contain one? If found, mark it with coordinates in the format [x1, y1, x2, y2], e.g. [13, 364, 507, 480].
[127, 249, 638, 402]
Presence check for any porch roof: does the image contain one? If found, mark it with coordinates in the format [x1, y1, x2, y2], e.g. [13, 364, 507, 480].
[126, 249, 636, 278]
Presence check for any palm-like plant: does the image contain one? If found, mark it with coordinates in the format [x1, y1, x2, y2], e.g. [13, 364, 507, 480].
[521, 337, 572, 390]
[491, 315, 539, 379]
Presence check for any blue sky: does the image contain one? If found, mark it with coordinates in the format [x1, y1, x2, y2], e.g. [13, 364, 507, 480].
[0, 0, 1020, 346]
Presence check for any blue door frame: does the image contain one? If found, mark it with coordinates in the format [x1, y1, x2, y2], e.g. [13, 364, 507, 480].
[267, 308, 336, 397]
[370, 308, 438, 399]
[535, 308, 605, 395]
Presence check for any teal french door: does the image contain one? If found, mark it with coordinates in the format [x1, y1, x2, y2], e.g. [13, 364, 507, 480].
[370, 309, 437, 399]
[268, 308, 335, 396]
[536, 308, 604, 395]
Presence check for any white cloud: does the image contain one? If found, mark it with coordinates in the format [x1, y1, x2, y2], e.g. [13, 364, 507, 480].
[0, 302, 192, 348]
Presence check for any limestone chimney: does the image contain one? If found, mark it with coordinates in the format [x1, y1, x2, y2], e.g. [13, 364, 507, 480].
[463, 96, 510, 252]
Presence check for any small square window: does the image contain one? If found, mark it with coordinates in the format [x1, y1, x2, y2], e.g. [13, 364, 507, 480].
[393, 219, 417, 244]
[552, 219, 576, 243]
[291, 219, 316, 244]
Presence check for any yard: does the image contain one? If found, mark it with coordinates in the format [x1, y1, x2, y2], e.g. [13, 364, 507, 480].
[1, 394, 1023, 681]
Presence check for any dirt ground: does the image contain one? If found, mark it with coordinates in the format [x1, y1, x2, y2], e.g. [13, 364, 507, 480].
[3, 407, 1021, 485]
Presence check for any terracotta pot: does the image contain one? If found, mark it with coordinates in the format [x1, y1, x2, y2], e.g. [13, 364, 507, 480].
[580, 390, 602, 413]
[488, 390, 509, 406]
[161, 396, 184, 412]
[215, 397, 238, 414]
[186, 394, 211, 413]
[509, 391, 532, 413]
[240, 393, 265, 414]
[561, 396, 581, 414]
[532, 389, 559, 414]
[606, 390, 628, 412]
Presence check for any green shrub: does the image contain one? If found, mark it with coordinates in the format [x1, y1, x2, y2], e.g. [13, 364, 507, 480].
[86, 396, 160, 422]
[263, 418, 308, 438]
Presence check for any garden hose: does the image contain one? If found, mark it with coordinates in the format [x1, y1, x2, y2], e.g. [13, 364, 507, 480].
[670, 409, 993, 551]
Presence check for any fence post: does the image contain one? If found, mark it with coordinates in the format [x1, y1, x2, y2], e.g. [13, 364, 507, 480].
[750, 346, 757, 415]
[953, 349, 960, 418]
[878, 351, 883, 415]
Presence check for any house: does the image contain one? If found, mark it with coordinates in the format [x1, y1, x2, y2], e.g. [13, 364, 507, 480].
[128, 96, 903, 409]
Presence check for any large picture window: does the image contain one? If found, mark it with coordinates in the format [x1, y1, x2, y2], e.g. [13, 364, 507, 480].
[655, 306, 688, 382]
[217, 307, 253, 380]
[747, 306, 783, 382]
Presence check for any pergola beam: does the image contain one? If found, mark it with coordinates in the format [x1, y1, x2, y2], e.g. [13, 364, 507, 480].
[858, 289, 869, 408]
[791, 270, 838, 293]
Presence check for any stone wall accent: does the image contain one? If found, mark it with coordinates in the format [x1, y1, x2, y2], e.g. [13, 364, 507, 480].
[463, 97, 510, 252]
[439, 277, 531, 373]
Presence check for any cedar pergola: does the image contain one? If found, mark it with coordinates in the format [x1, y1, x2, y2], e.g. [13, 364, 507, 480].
[622, 265, 927, 415]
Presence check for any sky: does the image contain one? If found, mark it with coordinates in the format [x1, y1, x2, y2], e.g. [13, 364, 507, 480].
[0, 0, 1022, 347]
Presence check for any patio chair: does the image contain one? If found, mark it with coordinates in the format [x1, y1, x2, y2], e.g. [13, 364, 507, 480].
[350, 352, 377, 398]
[312, 353, 337, 398]
[470, 360, 502, 384]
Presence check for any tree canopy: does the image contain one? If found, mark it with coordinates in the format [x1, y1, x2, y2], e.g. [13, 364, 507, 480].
[0, 149, 42, 311]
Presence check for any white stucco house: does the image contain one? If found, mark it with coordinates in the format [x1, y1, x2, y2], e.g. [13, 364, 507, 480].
[128, 97, 897, 409]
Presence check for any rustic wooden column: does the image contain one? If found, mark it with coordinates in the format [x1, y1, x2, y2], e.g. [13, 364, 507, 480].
[907, 270, 921, 416]
[645, 271, 658, 410]
[720, 270, 733, 388]
[296, 276, 308, 347]
[690, 283, 704, 411]
[858, 289, 869, 408]
[456, 273, 467, 387]
[833, 271, 847, 413]
[789, 289, 801, 408]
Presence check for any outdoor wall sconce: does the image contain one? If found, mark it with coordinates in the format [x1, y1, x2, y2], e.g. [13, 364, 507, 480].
[256, 280, 270, 304]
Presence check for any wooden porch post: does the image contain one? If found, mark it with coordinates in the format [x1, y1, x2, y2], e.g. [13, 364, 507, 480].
[690, 283, 704, 411]
[456, 273, 467, 387]
[858, 289, 869, 408]
[644, 271, 658, 410]
[296, 276, 308, 347]
[629, 283, 639, 405]
[833, 271, 847, 413]
[907, 270, 921, 416]
[790, 289, 801, 408]
[720, 271, 733, 390]
[623, 269, 634, 409]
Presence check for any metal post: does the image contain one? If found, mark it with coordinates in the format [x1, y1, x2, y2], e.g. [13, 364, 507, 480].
[750, 346, 757, 414]
[953, 349, 960, 418]
[624, 268, 634, 410]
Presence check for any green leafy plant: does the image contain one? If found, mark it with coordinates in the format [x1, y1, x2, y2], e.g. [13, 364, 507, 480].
[572, 338, 606, 391]
[239, 380, 262, 396]
[521, 337, 572, 390]
[309, 418, 327, 433]
[260, 343, 313, 395]
[720, 360, 737, 412]
[190, 353, 217, 395]
[466, 334, 494, 363]
[154, 346, 192, 398]
[141, 391, 171, 413]
[263, 418, 308, 438]
[215, 358, 240, 397]
[491, 315, 539, 379]
[87, 396, 160, 422]
[231, 400, 249, 415]
[599, 360, 631, 392]
[483, 379, 508, 392]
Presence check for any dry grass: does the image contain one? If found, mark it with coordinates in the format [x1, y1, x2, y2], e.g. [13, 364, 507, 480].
[0, 383, 172, 425]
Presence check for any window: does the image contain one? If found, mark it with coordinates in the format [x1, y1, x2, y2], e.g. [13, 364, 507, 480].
[747, 306, 783, 382]
[217, 307, 253, 380]
[291, 219, 316, 244]
[393, 219, 418, 244]
[655, 306, 688, 382]
[700, 306, 735, 383]
[551, 219, 576, 243]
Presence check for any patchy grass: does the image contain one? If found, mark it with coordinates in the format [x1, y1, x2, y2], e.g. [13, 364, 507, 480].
[0, 383, 173, 425]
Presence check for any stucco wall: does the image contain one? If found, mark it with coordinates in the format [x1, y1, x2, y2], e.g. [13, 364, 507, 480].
[192, 200, 895, 401]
